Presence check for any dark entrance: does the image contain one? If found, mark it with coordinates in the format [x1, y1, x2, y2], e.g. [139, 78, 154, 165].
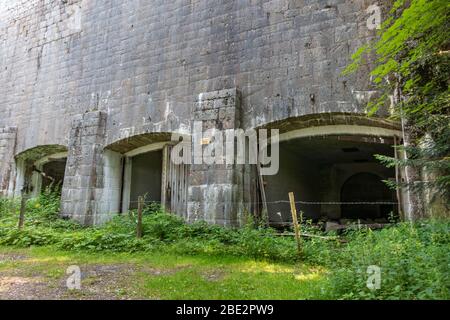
[341, 172, 395, 219]
[129, 150, 162, 209]
[263, 135, 398, 224]
[41, 159, 67, 190]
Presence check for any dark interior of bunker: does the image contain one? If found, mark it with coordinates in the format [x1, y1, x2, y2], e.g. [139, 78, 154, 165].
[41, 159, 67, 190]
[263, 135, 397, 226]
[128, 150, 163, 209]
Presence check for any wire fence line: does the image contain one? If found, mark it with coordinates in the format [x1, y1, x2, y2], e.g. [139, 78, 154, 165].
[125, 199, 398, 205]
[8, 198, 396, 219]
[246, 200, 397, 205]
[9, 198, 397, 206]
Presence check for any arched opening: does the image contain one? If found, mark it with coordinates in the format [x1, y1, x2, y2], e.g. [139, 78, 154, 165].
[257, 114, 402, 225]
[41, 159, 67, 190]
[104, 132, 189, 213]
[14, 145, 68, 196]
[341, 172, 395, 219]
[264, 135, 397, 224]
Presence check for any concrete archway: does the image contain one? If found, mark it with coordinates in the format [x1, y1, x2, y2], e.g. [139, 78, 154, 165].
[256, 113, 402, 225]
[104, 132, 190, 214]
[14, 144, 68, 197]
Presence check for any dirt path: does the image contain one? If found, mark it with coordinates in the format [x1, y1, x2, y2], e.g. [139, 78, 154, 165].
[0, 253, 143, 300]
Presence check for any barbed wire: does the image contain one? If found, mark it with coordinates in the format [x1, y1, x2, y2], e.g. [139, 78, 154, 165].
[125, 199, 398, 205]
[6, 198, 398, 206]
[264, 200, 397, 205]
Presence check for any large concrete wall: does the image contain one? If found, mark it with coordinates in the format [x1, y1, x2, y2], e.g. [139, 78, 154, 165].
[1, 0, 387, 150]
[0, 0, 398, 225]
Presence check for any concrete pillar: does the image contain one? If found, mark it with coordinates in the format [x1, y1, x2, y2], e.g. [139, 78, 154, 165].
[399, 127, 425, 221]
[31, 168, 42, 197]
[121, 157, 132, 213]
[13, 158, 26, 197]
[94, 149, 123, 224]
[187, 88, 246, 226]
[0, 127, 17, 197]
[418, 134, 447, 219]
[61, 111, 107, 225]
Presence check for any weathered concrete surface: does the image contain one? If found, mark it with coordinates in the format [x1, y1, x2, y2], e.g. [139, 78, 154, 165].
[1, 0, 388, 150]
[0, 0, 403, 225]
[188, 88, 245, 226]
[0, 127, 17, 196]
[60, 111, 108, 225]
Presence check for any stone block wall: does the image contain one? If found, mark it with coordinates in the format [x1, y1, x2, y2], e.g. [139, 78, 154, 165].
[0, 1, 403, 225]
[61, 111, 107, 225]
[188, 88, 246, 226]
[1, 0, 388, 156]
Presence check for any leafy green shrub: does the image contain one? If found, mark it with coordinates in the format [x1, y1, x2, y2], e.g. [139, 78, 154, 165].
[174, 220, 235, 243]
[56, 230, 151, 252]
[233, 226, 297, 261]
[0, 189, 448, 299]
[142, 212, 184, 241]
[27, 187, 61, 220]
[0, 226, 59, 246]
[305, 220, 450, 300]
[0, 198, 13, 217]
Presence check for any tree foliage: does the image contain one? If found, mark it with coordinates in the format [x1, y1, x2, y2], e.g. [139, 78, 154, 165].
[345, 0, 450, 208]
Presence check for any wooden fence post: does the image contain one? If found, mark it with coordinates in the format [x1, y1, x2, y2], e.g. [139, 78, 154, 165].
[136, 196, 144, 238]
[288, 192, 302, 255]
[18, 191, 27, 230]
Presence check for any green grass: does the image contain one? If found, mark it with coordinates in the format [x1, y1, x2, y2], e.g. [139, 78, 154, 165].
[0, 246, 328, 299]
[0, 191, 449, 300]
[135, 259, 326, 300]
